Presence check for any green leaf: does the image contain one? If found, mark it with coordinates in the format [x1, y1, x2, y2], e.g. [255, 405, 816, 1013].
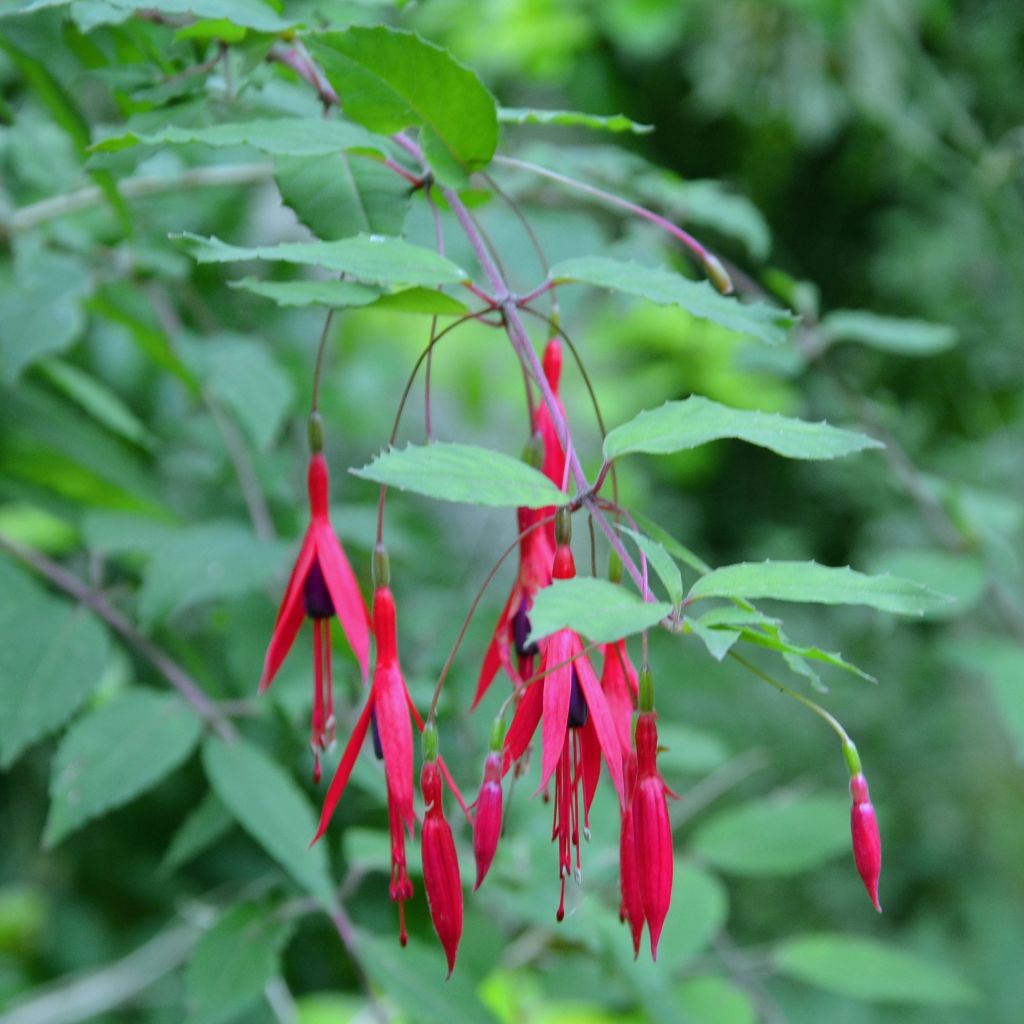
[498, 107, 653, 134]
[548, 256, 796, 345]
[162, 791, 232, 872]
[876, 548, 987, 621]
[604, 396, 882, 462]
[185, 902, 295, 1024]
[527, 577, 672, 644]
[0, 588, 109, 768]
[229, 278, 381, 309]
[2, 0, 295, 29]
[308, 27, 498, 186]
[202, 736, 335, 907]
[44, 691, 202, 847]
[692, 793, 850, 876]
[370, 287, 469, 315]
[633, 513, 712, 574]
[175, 233, 468, 287]
[618, 525, 683, 605]
[820, 310, 956, 356]
[946, 639, 1024, 763]
[736, 625, 874, 682]
[688, 560, 953, 616]
[775, 934, 977, 1005]
[193, 335, 294, 451]
[37, 359, 154, 450]
[674, 976, 756, 1024]
[351, 442, 568, 509]
[0, 249, 93, 383]
[92, 118, 381, 155]
[359, 931, 498, 1021]
[687, 618, 740, 661]
[274, 151, 409, 240]
[139, 522, 285, 625]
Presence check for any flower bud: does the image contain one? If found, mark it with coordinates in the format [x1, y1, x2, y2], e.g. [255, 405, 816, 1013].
[420, 761, 463, 975]
[473, 751, 504, 890]
[850, 772, 882, 913]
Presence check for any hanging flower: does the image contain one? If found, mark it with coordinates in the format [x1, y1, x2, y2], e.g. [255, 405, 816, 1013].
[600, 639, 639, 758]
[472, 718, 507, 890]
[503, 513, 626, 920]
[420, 740, 464, 976]
[259, 427, 370, 782]
[619, 749, 645, 957]
[850, 772, 882, 912]
[313, 546, 416, 945]
[534, 337, 567, 548]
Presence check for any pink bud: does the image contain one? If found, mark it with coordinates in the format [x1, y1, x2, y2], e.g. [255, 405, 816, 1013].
[632, 713, 674, 959]
[420, 761, 463, 975]
[850, 773, 882, 912]
[473, 752, 503, 890]
[618, 751, 645, 957]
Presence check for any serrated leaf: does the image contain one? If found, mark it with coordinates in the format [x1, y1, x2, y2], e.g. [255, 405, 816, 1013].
[605, 396, 882, 462]
[618, 525, 683, 605]
[351, 442, 568, 509]
[162, 791, 232, 872]
[44, 691, 202, 846]
[737, 625, 875, 682]
[688, 561, 952, 616]
[0, 590, 109, 767]
[687, 618, 740, 661]
[498, 107, 653, 134]
[275, 151, 409, 240]
[230, 278, 381, 308]
[139, 522, 285, 625]
[548, 256, 796, 345]
[527, 577, 671, 644]
[203, 736, 335, 907]
[185, 902, 296, 1024]
[821, 310, 956, 356]
[1, 0, 294, 29]
[175, 233, 467, 287]
[309, 27, 498, 187]
[692, 794, 850, 876]
[775, 934, 977, 1005]
[93, 117, 380, 155]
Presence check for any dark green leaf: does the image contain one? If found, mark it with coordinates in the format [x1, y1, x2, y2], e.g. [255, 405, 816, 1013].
[527, 577, 672, 644]
[44, 691, 202, 846]
[309, 27, 499, 186]
[548, 256, 796, 345]
[203, 736, 336, 907]
[162, 791, 232, 872]
[775, 934, 977, 1005]
[351, 442, 568, 509]
[820, 310, 956, 356]
[185, 902, 295, 1024]
[498, 107, 653, 134]
[604, 396, 882, 462]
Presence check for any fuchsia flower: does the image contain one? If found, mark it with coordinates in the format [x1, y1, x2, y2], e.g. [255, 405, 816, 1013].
[472, 338, 565, 709]
[313, 550, 416, 944]
[850, 772, 882, 912]
[632, 703, 674, 959]
[472, 730, 504, 890]
[502, 526, 626, 920]
[420, 752, 463, 976]
[259, 440, 371, 782]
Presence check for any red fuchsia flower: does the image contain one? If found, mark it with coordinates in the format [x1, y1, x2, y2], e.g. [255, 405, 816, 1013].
[420, 738, 463, 976]
[472, 719, 506, 890]
[313, 546, 416, 944]
[619, 749, 645, 957]
[503, 512, 626, 920]
[259, 423, 371, 782]
[850, 771, 882, 912]
[601, 639, 639, 759]
[534, 337, 567, 545]
[631, 668, 674, 960]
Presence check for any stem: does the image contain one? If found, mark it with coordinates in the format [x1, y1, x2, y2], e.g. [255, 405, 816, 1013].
[426, 512, 556, 721]
[3, 163, 273, 236]
[0, 534, 236, 740]
[310, 309, 335, 415]
[424, 188, 447, 442]
[495, 155, 729, 289]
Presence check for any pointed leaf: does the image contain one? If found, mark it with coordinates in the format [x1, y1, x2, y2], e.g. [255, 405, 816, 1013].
[162, 791, 232, 872]
[527, 577, 671, 644]
[203, 736, 335, 907]
[352, 442, 568, 509]
[618, 525, 683, 605]
[308, 27, 498, 186]
[605, 396, 882, 462]
[688, 560, 953, 616]
[174, 233, 468, 287]
[44, 691, 202, 847]
[821, 310, 956, 356]
[549, 256, 796, 345]
[499, 107, 653, 134]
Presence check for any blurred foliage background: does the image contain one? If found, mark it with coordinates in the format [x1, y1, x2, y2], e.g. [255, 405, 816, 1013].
[1, 1, 1023, 1023]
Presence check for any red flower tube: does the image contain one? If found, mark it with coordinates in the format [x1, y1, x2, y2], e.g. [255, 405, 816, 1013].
[421, 754, 463, 976]
[473, 746, 504, 891]
[619, 750, 645, 957]
[850, 772, 882, 912]
[259, 435, 370, 782]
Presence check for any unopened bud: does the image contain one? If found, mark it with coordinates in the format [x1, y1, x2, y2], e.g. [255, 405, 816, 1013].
[521, 432, 544, 469]
[422, 720, 439, 762]
[849, 772, 882, 913]
[638, 664, 654, 713]
[702, 253, 734, 295]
